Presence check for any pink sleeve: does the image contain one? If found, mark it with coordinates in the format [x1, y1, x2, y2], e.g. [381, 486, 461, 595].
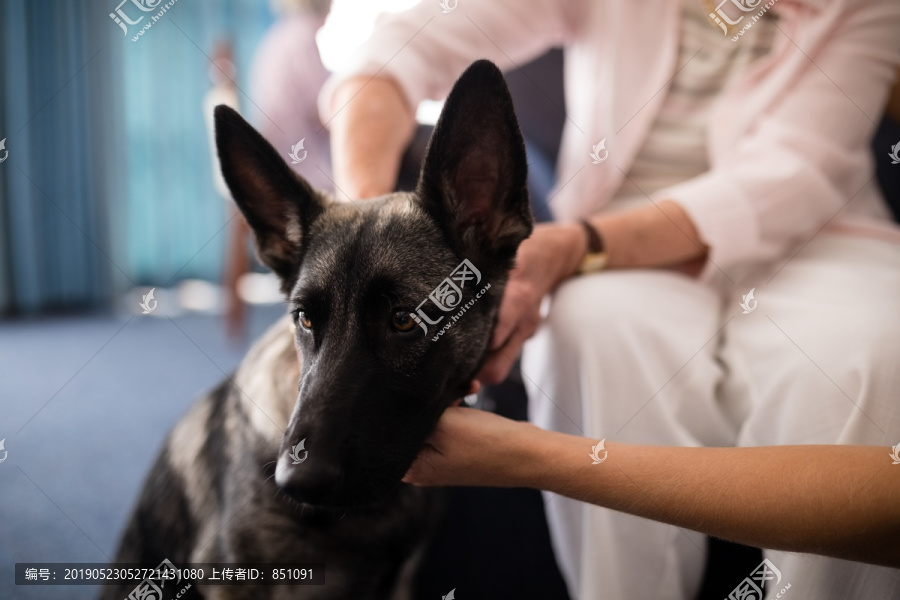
[318, 0, 572, 121]
[660, 0, 900, 270]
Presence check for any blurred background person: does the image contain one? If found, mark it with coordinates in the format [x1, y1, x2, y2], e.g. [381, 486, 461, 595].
[221, 0, 333, 339]
[251, 0, 333, 191]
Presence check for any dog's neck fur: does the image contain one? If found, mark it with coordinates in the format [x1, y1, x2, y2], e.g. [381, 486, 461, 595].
[232, 314, 301, 446]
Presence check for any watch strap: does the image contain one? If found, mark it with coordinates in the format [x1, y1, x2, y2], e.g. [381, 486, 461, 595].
[579, 219, 604, 254]
[577, 219, 609, 274]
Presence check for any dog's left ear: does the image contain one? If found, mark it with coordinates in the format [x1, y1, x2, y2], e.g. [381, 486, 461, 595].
[416, 60, 533, 264]
[214, 105, 325, 293]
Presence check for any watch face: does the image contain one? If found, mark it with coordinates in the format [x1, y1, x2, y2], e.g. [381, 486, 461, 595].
[579, 252, 609, 274]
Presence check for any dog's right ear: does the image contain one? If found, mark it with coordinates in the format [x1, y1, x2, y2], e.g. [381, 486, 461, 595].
[416, 60, 533, 265]
[214, 105, 324, 292]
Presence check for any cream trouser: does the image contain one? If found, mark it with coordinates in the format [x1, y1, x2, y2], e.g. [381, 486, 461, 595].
[522, 233, 900, 600]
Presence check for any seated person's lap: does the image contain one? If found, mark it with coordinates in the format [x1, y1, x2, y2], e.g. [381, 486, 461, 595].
[523, 233, 900, 451]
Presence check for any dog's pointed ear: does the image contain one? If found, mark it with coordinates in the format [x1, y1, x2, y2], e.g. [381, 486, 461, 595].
[416, 60, 533, 264]
[214, 105, 325, 292]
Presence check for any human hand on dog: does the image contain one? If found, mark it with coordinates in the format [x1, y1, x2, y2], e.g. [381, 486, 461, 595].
[478, 222, 586, 384]
[402, 406, 543, 488]
[478, 204, 711, 384]
[405, 407, 900, 569]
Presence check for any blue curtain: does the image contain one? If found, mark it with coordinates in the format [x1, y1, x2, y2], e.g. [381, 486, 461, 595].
[0, 0, 274, 314]
[0, 0, 120, 313]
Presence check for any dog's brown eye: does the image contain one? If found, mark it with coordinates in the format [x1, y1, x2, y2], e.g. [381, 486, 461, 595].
[298, 312, 313, 330]
[391, 311, 416, 332]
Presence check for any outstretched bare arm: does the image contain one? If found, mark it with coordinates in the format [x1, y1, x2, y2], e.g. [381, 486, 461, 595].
[404, 406, 900, 568]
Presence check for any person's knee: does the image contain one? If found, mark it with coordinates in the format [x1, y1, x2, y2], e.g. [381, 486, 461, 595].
[542, 271, 715, 355]
[835, 314, 900, 405]
[752, 307, 900, 440]
[543, 274, 639, 353]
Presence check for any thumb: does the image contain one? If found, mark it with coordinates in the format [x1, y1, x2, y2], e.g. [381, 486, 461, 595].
[402, 443, 441, 486]
[490, 292, 519, 350]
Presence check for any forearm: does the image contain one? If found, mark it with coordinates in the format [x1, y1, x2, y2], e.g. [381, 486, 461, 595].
[542, 201, 709, 292]
[589, 200, 707, 269]
[328, 75, 416, 199]
[519, 429, 900, 567]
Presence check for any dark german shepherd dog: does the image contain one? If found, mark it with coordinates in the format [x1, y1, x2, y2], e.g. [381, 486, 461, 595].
[102, 60, 533, 599]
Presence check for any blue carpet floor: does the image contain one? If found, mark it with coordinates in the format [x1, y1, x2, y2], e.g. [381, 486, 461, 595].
[0, 305, 285, 599]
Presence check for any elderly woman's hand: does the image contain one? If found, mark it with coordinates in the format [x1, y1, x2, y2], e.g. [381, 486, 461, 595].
[477, 222, 586, 384]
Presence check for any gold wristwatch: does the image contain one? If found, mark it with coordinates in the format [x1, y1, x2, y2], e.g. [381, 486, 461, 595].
[577, 219, 609, 274]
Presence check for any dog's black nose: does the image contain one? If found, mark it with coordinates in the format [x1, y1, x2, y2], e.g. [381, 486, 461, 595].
[274, 455, 342, 505]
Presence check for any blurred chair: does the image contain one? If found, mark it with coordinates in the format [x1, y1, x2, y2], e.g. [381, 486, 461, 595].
[874, 66, 900, 219]
[396, 49, 566, 225]
[202, 41, 248, 339]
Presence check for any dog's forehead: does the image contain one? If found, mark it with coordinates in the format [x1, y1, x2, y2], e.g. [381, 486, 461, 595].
[297, 193, 457, 296]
